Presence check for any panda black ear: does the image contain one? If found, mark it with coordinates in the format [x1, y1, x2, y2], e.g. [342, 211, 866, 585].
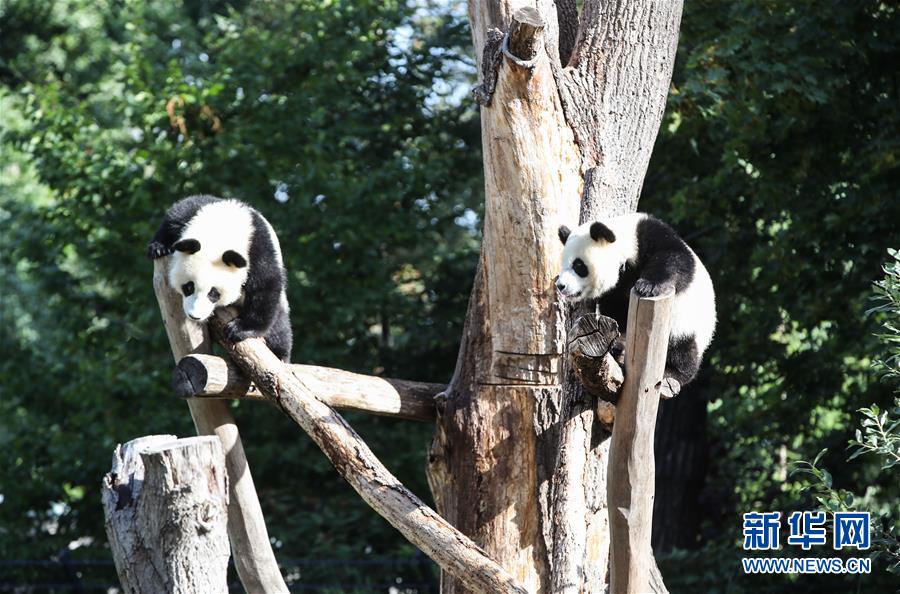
[222, 250, 248, 268]
[173, 239, 201, 254]
[589, 222, 616, 243]
[558, 225, 571, 245]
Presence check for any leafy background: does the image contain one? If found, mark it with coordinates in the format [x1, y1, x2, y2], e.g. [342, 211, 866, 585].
[1, 0, 897, 591]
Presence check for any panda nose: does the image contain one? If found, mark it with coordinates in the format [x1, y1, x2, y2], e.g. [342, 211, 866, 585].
[556, 280, 566, 293]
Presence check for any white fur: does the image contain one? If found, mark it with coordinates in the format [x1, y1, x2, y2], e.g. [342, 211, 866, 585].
[558, 214, 644, 300]
[672, 248, 716, 355]
[168, 200, 254, 322]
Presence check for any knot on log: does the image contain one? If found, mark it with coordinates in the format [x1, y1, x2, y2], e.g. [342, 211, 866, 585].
[567, 313, 623, 404]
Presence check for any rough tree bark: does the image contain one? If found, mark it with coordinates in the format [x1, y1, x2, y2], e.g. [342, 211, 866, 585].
[102, 435, 230, 593]
[427, 1, 683, 592]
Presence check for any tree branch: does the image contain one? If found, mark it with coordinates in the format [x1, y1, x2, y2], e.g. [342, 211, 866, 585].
[173, 354, 440, 421]
[209, 309, 528, 594]
[506, 7, 544, 63]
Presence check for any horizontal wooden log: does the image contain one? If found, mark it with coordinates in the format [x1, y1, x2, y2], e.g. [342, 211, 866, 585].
[208, 309, 528, 594]
[173, 354, 441, 422]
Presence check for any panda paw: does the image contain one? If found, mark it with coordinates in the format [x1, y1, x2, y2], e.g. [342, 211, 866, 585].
[633, 278, 674, 298]
[223, 319, 258, 345]
[147, 241, 173, 260]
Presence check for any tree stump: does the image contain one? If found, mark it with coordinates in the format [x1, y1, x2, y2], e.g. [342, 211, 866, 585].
[102, 435, 230, 594]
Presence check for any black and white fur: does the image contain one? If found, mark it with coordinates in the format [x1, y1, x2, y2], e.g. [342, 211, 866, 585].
[148, 195, 292, 362]
[557, 213, 716, 386]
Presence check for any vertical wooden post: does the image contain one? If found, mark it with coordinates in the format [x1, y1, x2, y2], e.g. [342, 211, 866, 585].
[607, 289, 674, 594]
[152, 260, 288, 593]
[102, 435, 230, 593]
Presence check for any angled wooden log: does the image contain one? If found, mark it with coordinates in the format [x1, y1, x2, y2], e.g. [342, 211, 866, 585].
[152, 260, 288, 593]
[608, 289, 674, 594]
[173, 354, 440, 421]
[207, 308, 527, 594]
[102, 435, 230, 593]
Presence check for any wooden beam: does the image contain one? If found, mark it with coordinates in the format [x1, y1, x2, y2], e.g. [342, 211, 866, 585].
[607, 289, 674, 594]
[152, 260, 288, 593]
[208, 308, 528, 594]
[102, 435, 230, 593]
[173, 354, 440, 421]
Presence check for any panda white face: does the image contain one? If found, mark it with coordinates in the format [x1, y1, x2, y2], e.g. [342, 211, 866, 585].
[166, 199, 255, 323]
[169, 240, 249, 322]
[556, 221, 626, 302]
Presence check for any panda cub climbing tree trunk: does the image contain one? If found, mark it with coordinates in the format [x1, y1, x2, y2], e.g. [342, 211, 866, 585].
[557, 213, 716, 388]
[148, 195, 293, 362]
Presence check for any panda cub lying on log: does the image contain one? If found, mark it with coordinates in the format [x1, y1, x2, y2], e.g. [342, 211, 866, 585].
[147, 195, 293, 362]
[556, 214, 716, 388]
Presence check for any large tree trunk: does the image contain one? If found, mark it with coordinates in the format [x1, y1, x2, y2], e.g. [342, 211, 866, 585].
[427, 1, 683, 592]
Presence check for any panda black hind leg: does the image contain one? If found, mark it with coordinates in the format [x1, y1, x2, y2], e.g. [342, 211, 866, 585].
[664, 335, 701, 386]
[264, 304, 293, 362]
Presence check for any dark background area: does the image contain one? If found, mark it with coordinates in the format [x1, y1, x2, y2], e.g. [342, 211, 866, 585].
[1, 0, 897, 591]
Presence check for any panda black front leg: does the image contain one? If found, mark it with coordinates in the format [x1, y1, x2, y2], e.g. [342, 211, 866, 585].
[633, 277, 676, 298]
[221, 278, 282, 345]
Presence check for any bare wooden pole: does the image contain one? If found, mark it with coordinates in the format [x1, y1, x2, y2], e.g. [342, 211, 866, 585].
[173, 353, 440, 421]
[208, 308, 528, 594]
[152, 260, 288, 593]
[102, 435, 230, 593]
[607, 289, 674, 594]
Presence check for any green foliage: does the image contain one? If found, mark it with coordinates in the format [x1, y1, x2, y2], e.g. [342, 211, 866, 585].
[645, 0, 900, 551]
[792, 254, 900, 575]
[869, 249, 900, 389]
[849, 401, 900, 469]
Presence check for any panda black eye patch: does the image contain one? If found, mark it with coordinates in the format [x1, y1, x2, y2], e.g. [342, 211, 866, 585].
[208, 287, 221, 303]
[572, 258, 589, 278]
[181, 282, 195, 296]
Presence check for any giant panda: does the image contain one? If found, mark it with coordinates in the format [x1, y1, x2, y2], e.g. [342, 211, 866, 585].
[147, 195, 293, 362]
[556, 213, 716, 387]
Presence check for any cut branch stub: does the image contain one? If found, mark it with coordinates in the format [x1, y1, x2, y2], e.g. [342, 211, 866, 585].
[173, 353, 441, 421]
[506, 7, 545, 64]
[567, 313, 624, 401]
[208, 309, 528, 594]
